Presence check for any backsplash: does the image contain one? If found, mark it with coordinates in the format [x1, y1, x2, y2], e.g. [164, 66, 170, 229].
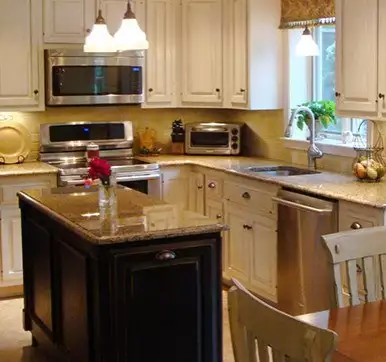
[0, 107, 229, 161]
[0, 106, 355, 174]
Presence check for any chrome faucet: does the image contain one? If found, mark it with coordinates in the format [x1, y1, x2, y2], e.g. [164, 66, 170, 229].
[285, 106, 323, 169]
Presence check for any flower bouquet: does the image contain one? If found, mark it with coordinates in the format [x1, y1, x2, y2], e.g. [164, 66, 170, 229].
[84, 157, 116, 207]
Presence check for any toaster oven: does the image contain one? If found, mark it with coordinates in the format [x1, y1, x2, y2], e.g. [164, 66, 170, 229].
[185, 122, 243, 155]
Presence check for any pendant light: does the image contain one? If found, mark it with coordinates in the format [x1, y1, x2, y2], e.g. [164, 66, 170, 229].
[296, 27, 320, 57]
[84, 6, 115, 53]
[114, 1, 149, 51]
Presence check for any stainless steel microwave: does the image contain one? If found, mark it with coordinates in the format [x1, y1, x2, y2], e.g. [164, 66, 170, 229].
[45, 49, 144, 106]
[185, 122, 243, 155]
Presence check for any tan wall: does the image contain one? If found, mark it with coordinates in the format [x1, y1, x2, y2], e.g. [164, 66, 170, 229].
[1, 106, 354, 173]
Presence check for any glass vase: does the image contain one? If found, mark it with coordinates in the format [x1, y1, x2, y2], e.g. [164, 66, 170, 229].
[98, 174, 117, 208]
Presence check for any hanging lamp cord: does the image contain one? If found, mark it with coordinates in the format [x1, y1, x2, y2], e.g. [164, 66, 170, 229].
[124, 0, 136, 19]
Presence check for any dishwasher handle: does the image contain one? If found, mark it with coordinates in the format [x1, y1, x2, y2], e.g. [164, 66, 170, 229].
[272, 196, 333, 214]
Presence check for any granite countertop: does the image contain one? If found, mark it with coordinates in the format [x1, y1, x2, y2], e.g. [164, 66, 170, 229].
[0, 161, 58, 176]
[136, 155, 386, 209]
[18, 187, 227, 245]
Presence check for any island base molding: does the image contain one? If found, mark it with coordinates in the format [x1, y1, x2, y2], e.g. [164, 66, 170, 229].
[20, 200, 223, 362]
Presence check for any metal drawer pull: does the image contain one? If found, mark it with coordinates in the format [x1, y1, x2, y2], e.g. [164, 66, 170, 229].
[216, 214, 222, 219]
[208, 182, 216, 189]
[272, 197, 332, 214]
[243, 224, 253, 230]
[242, 192, 251, 200]
[155, 250, 176, 261]
[351, 222, 362, 230]
[197, 185, 203, 189]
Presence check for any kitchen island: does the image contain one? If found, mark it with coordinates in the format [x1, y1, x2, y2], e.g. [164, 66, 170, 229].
[18, 187, 226, 362]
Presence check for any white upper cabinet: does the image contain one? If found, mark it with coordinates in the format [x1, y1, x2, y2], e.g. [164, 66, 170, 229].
[335, 0, 378, 117]
[180, 0, 223, 105]
[377, 0, 386, 118]
[0, 0, 44, 110]
[44, 0, 95, 43]
[225, 0, 248, 107]
[224, 0, 282, 110]
[143, 0, 176, 107]
[100, 0, 145, 34]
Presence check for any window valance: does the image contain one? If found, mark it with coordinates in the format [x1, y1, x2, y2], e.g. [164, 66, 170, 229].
[280, 0, 335, 29]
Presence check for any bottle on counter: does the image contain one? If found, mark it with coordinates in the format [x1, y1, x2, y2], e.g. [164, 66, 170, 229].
[87, 142, 99, 163]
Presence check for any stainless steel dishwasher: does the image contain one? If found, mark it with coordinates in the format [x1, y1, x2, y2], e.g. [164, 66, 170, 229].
[273, 189, 338, 316]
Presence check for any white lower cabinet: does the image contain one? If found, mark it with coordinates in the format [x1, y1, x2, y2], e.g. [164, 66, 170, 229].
[1, 207, 23, 284]
[161, 167, 190, 211]
[225, 201, 277, 302]
[0, 174, 57, 288]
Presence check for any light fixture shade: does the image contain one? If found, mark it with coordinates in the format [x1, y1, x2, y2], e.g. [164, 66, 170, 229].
[296, 28, 320, 57]
[114, 19, 149, 51]
[84, 23, 116, 53]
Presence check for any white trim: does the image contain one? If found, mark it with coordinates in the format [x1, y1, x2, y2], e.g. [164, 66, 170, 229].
[282, 137, 356, 158]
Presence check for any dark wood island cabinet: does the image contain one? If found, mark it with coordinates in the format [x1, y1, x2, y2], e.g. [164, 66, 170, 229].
[18, 187, 226, 362]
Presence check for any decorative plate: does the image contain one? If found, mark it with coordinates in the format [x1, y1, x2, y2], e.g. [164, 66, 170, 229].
[0, 122, 32, 164]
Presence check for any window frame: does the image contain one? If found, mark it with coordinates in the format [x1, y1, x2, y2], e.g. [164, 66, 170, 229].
[283, 27, 371, 158]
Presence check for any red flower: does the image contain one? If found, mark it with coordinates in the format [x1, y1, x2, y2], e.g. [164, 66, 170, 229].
[88, 157, 111, 180]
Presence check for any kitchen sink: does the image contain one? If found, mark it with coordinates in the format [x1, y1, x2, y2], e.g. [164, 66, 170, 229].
[245, 166, 320, 176]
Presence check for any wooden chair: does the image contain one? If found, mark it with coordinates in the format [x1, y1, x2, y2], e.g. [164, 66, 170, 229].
[228, 278, 338, 362]
[323, 226, 386, 307]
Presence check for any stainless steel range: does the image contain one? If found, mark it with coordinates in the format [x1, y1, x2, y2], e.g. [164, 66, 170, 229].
[39, 121, 161, 197]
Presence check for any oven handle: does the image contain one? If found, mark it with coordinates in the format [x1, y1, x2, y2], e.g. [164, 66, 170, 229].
[117, 173, 161, 182]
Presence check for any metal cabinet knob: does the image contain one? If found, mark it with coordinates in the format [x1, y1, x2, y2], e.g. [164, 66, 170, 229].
[240, 88, 246, 92]
[215, 88, 220, 92]
[379, 93, 385, 99]
[33, 89, 39, 95]
[243, 224, 252, 230]
[351, 222, 362, 230]
[148, 88, 153, 92]
[86, 28, 91, 34]
[242, 192, 251, 200]
[156, 250, 176, 261]
[208, 182, 216, 189]
[335, 92, 341, 97]
[216, 214, 222, 219]
[197, 185, 203, 190]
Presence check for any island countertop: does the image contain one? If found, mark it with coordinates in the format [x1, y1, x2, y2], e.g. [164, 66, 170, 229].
[18, 187, 227, 245]
[136, 155, 386, 209]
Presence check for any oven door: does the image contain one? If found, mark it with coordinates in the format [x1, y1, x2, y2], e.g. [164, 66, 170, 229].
[46, 52, 144, 105]
[186, 129, 231, 154]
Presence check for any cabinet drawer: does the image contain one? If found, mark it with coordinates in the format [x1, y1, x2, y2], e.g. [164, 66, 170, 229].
[224, 181, 276, 216]
[339, 201, 384, 231]
[0, 182, 52, 205]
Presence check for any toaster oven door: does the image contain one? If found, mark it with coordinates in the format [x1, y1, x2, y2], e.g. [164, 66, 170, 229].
[186, 129, 233, 155]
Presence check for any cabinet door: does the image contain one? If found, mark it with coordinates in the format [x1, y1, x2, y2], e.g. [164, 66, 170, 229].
[378, 0, 386, 117]
[143, 0, 176, 107]
[100, 0, 145, 35]
[206, 198, 227, 278]
[111, 240, 221, 362]
[0, 0, 43, 109]
[249, 213, 277, 302]
[161, 168, 189, 211]
[181, 0, 223, 104]
[188, 171, 204, 214]
[335, 0, 378, 116]
[1, 207, 23, 284]
[226, 0, 248, 107]
[44, 0, 95, 43]
[225, 204, 250, 285]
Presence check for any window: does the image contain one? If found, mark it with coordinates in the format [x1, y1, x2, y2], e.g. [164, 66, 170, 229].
[288, 26, 367, 145]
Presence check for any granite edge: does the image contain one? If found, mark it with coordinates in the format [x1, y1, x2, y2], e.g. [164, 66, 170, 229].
[17, 191, 228, 245]
[136, 157, 386, 209]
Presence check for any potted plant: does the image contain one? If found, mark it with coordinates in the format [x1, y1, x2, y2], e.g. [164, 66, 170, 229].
[295, 100, 336, 134]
